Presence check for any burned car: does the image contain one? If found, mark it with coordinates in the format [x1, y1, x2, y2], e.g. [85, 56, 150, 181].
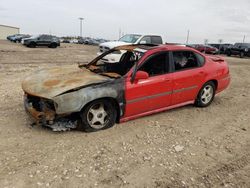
[22, 44, 230, 132]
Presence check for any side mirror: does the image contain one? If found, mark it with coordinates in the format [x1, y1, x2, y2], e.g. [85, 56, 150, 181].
[139, 40, 147, 44]
[133, 71, 149, 82]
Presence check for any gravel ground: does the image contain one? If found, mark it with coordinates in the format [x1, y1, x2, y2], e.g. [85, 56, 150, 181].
[0, 40, 249, 188]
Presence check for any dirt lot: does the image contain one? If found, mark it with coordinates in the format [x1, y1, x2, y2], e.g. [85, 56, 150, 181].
[0, 40, 249, 188]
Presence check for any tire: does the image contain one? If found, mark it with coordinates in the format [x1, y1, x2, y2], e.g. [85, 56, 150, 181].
[240, 52, 244, 58]
[195, 81, 216, 107]
[78, 99, 117, 132]
[49, 43, 57, 48]
[227, 51, 231, 56]
[28, 42, 36, 48]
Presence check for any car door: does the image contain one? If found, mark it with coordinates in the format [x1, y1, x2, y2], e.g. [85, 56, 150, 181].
[171, 50, 205, 105]
[36, 35, 46, 46]
[124, 52, 173, 117]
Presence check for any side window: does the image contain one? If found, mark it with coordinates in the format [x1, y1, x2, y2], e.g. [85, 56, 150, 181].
[195, 53, 205, 66]
[139, 53, 169, 77]
[173, 51, 200, 71]
[39, 35, 45, 40]
[151, 36, 163, 44]
[140, 36, 151, 44]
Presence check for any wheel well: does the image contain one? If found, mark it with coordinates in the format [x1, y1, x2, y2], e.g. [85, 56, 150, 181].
[81, 97, 121, 123]
[209, 79, 218, 90]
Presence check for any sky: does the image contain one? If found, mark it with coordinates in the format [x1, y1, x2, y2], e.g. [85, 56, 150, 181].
[0, 0, 250, 43]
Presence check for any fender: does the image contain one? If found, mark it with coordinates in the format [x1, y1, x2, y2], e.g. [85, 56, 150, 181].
[53, 78, 125, 116]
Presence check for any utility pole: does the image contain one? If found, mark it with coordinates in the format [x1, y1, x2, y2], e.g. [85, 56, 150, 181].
[119, 28, 122, 39]
[204, 39, 208, 54]
[218, 39, 223, 54]
[243, 35, 246, 43]
[186, 30, 190, 44]
[78, 17, 84, 38]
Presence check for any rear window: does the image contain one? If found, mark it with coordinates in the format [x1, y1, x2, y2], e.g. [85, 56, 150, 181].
[195, 53, 205, 66]
[172, 51, 204, 71]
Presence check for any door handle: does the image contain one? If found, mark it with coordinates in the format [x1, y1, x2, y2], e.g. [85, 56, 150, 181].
[164, 78, 171, 82]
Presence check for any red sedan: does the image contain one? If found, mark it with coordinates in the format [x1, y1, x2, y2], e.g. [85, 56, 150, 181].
[22, 44, 230, 132]
[189, 44, 219, 54]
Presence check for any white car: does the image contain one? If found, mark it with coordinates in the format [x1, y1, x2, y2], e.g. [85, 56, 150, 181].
[98, 34, 163, 63]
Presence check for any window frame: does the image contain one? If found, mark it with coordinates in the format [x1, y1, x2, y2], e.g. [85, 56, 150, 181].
[139, 36, 152, 44]
[151, 36, 163, 44]
[135, 51, 171, 78]
[170, 50, 205, 72]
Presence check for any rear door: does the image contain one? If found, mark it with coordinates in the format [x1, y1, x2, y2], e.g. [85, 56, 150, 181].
[124, 52, 173, 117]
[171, 50, 206, 105]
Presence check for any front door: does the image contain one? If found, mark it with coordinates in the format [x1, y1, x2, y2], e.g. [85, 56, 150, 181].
[124, 52, 173, 118]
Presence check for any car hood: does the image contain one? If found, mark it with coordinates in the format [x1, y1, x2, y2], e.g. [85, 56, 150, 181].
[99, 41, 131, 49]
[22, 65, 111, 99]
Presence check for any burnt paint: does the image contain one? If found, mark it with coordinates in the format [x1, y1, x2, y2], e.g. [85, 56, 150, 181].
[53, 77, 126, 119]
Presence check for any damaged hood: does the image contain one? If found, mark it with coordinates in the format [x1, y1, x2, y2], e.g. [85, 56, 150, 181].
[22, 65, 111, 99]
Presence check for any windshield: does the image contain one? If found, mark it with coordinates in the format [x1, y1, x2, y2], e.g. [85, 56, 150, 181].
[119, 34, 142, 43]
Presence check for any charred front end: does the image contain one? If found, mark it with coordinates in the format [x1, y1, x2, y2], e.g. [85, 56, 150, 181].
[24, 93, 56, 125]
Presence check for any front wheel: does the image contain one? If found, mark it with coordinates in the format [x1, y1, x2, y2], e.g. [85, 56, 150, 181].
[195, 82, 215, 107]
[78, 99, 117, 132]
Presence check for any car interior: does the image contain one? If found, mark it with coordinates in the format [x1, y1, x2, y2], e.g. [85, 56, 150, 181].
[173, 51, 198, 71]
[87, 50, 142, 78]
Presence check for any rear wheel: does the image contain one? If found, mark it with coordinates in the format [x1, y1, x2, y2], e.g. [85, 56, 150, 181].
[78, 99, 117, 132]
[195, 81, 215, 107]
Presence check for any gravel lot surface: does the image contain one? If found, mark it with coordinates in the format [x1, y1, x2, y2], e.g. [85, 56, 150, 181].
[0, 40, 249, 188]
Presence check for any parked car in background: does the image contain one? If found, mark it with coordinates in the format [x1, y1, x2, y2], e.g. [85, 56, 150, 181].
[188, 44, 218, 54]
[226, 43, 250, 58]
[70, 39, 78, 44]
[209, 43, 232, 54]
[12, 34, 31, 43]
[22, 35, 60, 48]
[219, 44, 232, 54]
[22, 44, 230, 132]
[98, 34, 163, 63]
[62, 39, 70, 43]
[77, 38, 85, 44]
[84, 38, 100, 45]
[7, 34, 15, 41]
[7, 34, 23, 42]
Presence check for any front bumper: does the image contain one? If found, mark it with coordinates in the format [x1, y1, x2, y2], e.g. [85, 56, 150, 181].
[24, 94, 78, 131]
[24, 94, 56, 124]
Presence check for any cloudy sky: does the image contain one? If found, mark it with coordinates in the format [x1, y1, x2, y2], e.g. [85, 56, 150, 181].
[1, 0, 250, 43]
